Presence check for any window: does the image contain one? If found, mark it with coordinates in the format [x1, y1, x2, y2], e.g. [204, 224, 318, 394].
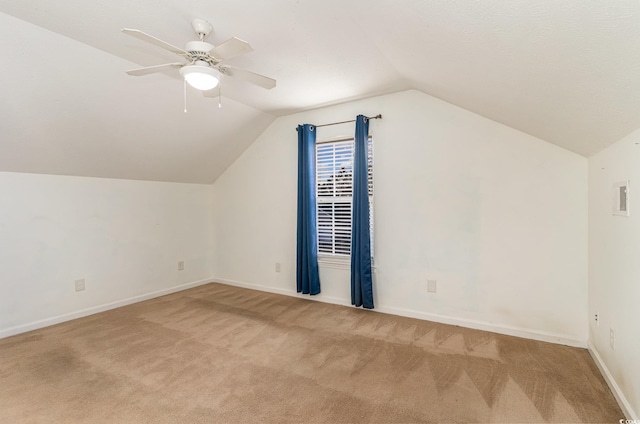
[316, 137, 373, 258]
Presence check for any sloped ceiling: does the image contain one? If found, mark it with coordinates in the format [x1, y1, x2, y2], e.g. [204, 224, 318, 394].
[1, 1, 640, 183]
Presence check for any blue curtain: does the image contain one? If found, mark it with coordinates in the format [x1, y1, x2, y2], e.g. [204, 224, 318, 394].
[296, 124, 321, 295]
[351, 115, 374, 308]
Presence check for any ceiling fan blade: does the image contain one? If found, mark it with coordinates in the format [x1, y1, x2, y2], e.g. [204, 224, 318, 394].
[210, 37, 253, 61]
[122, 28, 189, 57]
[221, 65, 276, 89]
[125, 63, 184, 76]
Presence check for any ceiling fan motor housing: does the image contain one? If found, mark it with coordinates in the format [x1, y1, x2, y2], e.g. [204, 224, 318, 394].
[185, 40, 214, 54]
[184, 40, 217, 65]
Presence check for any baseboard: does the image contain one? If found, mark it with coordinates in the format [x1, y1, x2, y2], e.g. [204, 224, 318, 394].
[0, 278, 213, 340]
[214, 278, 586, 348]
[588, 341, 637, 420]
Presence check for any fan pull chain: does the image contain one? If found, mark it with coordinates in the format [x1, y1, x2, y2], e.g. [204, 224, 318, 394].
[183, 79, 188, 113]
[218, 84, 222, 109]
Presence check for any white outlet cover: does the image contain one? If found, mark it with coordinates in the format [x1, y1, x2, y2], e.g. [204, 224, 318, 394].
[609, 327, 615, 349]
[75, 279, 85, 292]
[613, 180, 630, 216]
[427, 280, 437, 293]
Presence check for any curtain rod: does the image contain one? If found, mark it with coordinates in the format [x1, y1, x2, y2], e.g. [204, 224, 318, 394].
[295, 114, 382, 131]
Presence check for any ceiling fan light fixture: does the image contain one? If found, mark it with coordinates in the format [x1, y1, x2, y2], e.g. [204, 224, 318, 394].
[180, 64, 222, 91]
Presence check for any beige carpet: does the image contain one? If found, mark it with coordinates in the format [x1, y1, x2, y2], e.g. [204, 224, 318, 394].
[0, 282, 623, 423]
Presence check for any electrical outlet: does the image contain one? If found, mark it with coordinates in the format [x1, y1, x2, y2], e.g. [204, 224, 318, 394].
[609, 327, 615, 350]
[75, 279, 85, 292]
[594, 311, 599, 326]
[427, 280, 437, 293]
[275, 262, 281, 273]
[178, 261, 184, 271]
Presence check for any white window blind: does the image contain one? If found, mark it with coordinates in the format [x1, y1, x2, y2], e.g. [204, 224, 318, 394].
[316, 137, 373, 257]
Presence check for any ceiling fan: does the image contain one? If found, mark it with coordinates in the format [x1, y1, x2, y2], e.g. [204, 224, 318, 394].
[122, 19, 276, 92]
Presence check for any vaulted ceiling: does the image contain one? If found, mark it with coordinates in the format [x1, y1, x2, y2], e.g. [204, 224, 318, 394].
[2, 1, 640, 183]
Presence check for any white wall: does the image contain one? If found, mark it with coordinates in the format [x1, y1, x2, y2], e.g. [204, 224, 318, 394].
[211, 89, 588, 345]
[0, 172, 214, 337]
[589, 130, 640, 419]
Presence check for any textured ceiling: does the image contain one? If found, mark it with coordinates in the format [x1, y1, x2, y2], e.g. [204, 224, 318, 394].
[1, 1, 640, 183]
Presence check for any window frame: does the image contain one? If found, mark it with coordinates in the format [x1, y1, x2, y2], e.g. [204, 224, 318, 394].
[315, 135, 374, 269]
